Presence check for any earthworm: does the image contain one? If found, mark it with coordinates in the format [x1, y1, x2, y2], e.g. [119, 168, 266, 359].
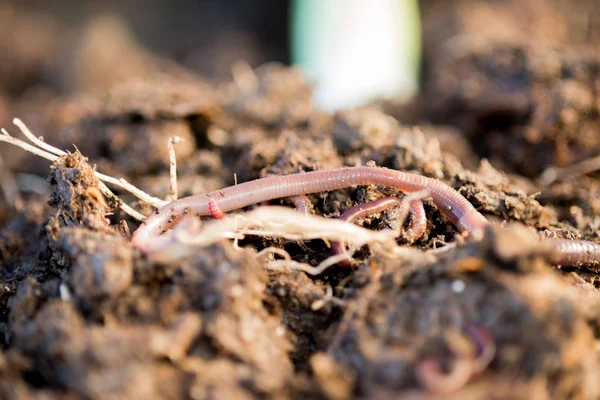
[416, 326, 495, 394]
[464, 325, 495, 375]
[131, 166, 490, 249]
[283, 195, 312, 215]
[130, 166, 600, 269]
[546, 239, 600, 268]
[330, 197, 427, 266]
[405, 198, 427, 242]
[416, 356, 474, 394]
[212, 195, 312, 218]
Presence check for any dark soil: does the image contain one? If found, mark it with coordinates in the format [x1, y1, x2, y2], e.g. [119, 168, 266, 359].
[1, 2, 600, 399]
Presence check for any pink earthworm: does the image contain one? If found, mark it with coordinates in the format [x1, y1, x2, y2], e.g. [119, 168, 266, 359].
[255, 195, 312, 214]
[416, 356, 474, 394]
[405, 198, 427, 242]
[208, 198, 226, 219]
[209, 195, 311, 219]
[129, 166, 600, 268]
[416, 326, 495, 393]
[283, 195, 312, 215]
[464, 325, 495, 375]
[330, 197, 427, 266]
[546, 239, 600, 268]
[131, 166, 490, 251]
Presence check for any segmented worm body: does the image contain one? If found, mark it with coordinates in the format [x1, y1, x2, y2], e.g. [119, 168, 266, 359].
[465, 325, 496, 375]
[284, 195, 312, 215]
[406, 199, 428, 242]
[416, 356, 474, 394]
[130, 166, 600, 268]
[330, 197, 426, 266]
[416, 325, 495, 394]
[547, 239, 600, 267]
[132, 166, 489, 249]
[208, 198, 226, 219]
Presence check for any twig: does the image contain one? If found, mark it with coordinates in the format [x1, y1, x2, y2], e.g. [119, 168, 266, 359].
[13, 118, 66, 156]
[139, 206, 409, 262]
[0, 129, 60, 163]
[0, 153, 19, 206]
[2, 119, 163, 220]
[115, 177, 166, 208]
[257, 245, 353, 277]
[256, 246, 293, 261]
[14, 120, 165, 208]
[6, 121, 165, 208]
[97, 181, 146, 221]
[231, 60, 258, 93]
[311, 285, 345, 309]
[538, 154, 600, 186]
[167, 136, 182, 201]
[265, 250, 359, 276]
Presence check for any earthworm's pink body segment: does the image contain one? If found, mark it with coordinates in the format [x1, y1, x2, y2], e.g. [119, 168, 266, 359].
[416, 326, 495, 394]
[548, 239, 600, 267]
[331, 197, 405, 266]
[331, 198, 427, 266]
[131, 166, 489, 249]
[465, 325, 496, 375]
[416, 357, 474, 394]
[407, 199, 427, 242]
[337, 197, 404, 225]
[208, 198, 226, 219]
[284, 195, 312, 215]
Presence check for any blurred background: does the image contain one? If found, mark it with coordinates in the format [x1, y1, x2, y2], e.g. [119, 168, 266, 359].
[0, 0, 599, 178]
[0, 0, 423, 112]
[0, 0, 290, 82]
[0, 0, 598, 106]
[0, 0, 598, 99]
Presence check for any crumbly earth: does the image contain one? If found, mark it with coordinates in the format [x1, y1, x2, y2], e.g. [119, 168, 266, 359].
[1, 2, 600, 399]
[420, 0, 600, 178]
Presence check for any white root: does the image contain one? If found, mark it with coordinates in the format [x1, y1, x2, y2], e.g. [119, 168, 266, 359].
[181, 207, 399, 249]
[167, 136, 183, 201]
[144, 206, 432, 271]
[1, 119, 163, 220]
[13, 118, 67, 157]
[258, 244, 359, 276]
[0, 152, 19, 205]
[231, 60, 258, 93]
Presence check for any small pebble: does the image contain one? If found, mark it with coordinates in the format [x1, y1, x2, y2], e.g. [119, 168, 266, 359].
[451, 280, 466, 293]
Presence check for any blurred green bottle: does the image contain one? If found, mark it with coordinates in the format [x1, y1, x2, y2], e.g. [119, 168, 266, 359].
[291, 0, 421, 111]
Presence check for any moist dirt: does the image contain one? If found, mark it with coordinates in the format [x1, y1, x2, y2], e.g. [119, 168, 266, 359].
[1, 1, 600, 399]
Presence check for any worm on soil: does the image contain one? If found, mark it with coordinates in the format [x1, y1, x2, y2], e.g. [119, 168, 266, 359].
[284, 195, 312, 215]
[330, 197, 427, 266]
[416, 356, 474, 394]
[546, 239, 600, 268]
[416, 325, 496, 394]
[130, 166, 600, 269]
[131, 166, 490, 249]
